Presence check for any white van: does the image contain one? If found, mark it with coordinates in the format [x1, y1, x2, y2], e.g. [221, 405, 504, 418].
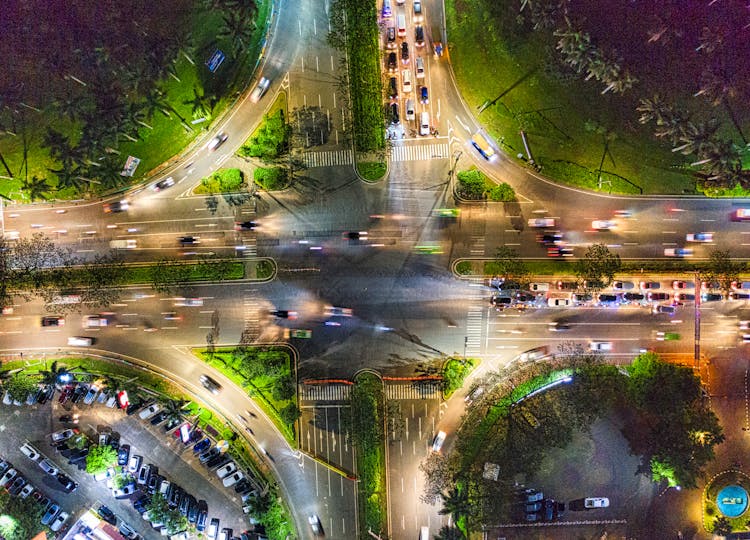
[420, 111, 430, 136]
[68, 336, 93, 347]
[415, 57, 425, 78]
[397, 14, 406, 37]
[402, 69, 412, 93]
[405, 99, 415, 121]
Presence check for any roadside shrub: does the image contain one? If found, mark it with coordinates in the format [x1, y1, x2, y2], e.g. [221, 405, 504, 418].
[442, 357, 478, 398]
[357, 161, 387, 181]
[254, 167, 288, 191]
[455, 261, 473, 275]
[488, 182, 516, 202]
[194, 168, 245, 194]
[238, 110, 290, 161]
[456, 168, 487, 200]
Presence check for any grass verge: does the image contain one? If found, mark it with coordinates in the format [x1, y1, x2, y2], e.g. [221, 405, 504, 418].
[351, 372, 387, 538]
[357, 161, 387, 182]
[195, 347, 297, 444]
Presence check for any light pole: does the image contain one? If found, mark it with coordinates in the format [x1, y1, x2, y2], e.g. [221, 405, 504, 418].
[694, 271, 701, 369]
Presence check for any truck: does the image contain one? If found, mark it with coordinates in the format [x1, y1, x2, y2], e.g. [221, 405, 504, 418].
[109, 239, 137, 249]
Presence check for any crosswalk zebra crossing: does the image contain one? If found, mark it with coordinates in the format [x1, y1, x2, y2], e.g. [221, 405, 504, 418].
[389, 143, 449, 162]
[385, 382, 441, 400]
[299, 384, 351, 403]
[302, 149, 353, 168]
[241, 288, 261, 343]
[465, 304, 484, 356]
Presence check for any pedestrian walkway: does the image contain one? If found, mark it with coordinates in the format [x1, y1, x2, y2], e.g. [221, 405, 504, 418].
[465, 303, 485, 357]
[241, 288, 261, 343]
[302, 149, 353, 169]
[389, 143, 449, 162]
[299, 383, 351, 403]
[385, 381, 441, 400]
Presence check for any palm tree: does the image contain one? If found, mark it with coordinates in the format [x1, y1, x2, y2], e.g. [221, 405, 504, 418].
[219, 10, 254, 56]
[673, 120, 719, 156]
[183, 87, 212, 119]
[21, 175, 51, 201]
[246, 489, 272, 515]
[49, 164, 88, 193]
[39, 360, 71, 387]
[161, 397, 190, 423]
[86, 155, 126, 190]
[143, 88, 173, 120]
[434, 526, 465, 540]
[439, 487, 471, 524]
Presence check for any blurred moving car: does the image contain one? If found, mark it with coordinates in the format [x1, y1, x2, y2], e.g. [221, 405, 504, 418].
[153, 177, 175, 191]
[686, 232, 713, 242]
[250, 77, 271, 103]
[235, 221, 258, 231]
[591, 220, 615, 230]
[664, 247, 693, 257]
[207, 133, 228, 151]
[431, 430, 446, 452]
[200, 375, 222, 394]
[103, 200, 129, 213]
[325, 306, 353, 317]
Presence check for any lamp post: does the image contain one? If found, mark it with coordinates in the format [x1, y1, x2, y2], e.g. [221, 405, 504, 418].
[694, 271, 701, 369]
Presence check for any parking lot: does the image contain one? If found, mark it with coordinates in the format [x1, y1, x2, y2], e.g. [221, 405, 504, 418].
[0, 389, 251, 539]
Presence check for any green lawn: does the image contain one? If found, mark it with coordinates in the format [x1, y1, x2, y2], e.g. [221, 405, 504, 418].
[446, 0, 697, 194]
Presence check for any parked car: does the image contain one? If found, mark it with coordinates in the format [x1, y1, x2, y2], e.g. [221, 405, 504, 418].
[41, 503, 61, 525]
[193, 438, 211, 454]
[51, 428, 79, 444]
[113, 482, 136, 498]
[118, 444, 131, 466]
[584, 497, 610, 509]
[223, 471, 244, 487]
[98, 505, 118, 525]
[139, 403, 161, 420]
[196, 500, 208, 532]
[128, 455, 143, 474]
[56, 473, 78, 492]
[38, 458, 59, 476]
[8, 476, 27, 496]
[20, 442, 41, 461]
[50, 511, 69, 532]
[612, 281, 635, 290]
[216, 462, 238, 479]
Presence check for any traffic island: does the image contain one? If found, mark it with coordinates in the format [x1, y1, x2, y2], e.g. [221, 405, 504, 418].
[703, 470, 750, 534]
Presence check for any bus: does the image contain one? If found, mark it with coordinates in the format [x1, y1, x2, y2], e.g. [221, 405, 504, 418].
[471, 132, 496, 160]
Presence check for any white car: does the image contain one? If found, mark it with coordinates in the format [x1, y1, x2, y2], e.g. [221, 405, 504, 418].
[19, 482, 35, 498]
[222, 471, 244, 487]
[216, 462, 238, 479]
[139, 403, 161, 420]
[207, 132, 228, 151]
[591, 220, 615, 230]
[584, 497, 610, 509]
[431, 431, 446, 452]
[527, 218, 555, 228]
[128, 454, 143, 474]
[175, 297, 204, 307]
[50, 511, 69, 532]
[308, 514, 323, 535]
[250, 77, 270, 103]
[547, 298, 571, 307]
[39, 458, 59, 476]
[0, 468, 17, 487]
[67, 336, 93, 346]
[50, 429, 78, 443]
[589, 341, 613, 352]
[84, 315, 110, 327]
[20, 442, 41, 461]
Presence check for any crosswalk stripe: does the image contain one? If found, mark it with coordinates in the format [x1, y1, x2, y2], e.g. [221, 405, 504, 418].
[388, 143, 449, 162]
[302, 149, 353, 169]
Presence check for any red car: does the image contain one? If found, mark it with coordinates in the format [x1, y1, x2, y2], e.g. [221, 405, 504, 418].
[58, 386, 74, 405]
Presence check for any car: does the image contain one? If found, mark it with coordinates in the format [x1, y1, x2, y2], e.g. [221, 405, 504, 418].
[84, 315, 109, 328]
[159, 479, 171, 498]
[612, 281, 634, 290]
[103, 200, 129, 213]
[149, 411, 168, 426]
[118, 522, 139, 539]
[195, 500, 208, 532]
[597, 293, 620, 306]
[50, 511, 69, 532]
[133, 495, 151, 514]
[413, 0, 423, 21]
[8, 475, 26, 496]
[547, 298, 571, 307]
[547, 322, 572, 332]
[591, 220, 615, 230]
[137, 464, 152, 485]
[556, 281, 577, 291]
[672, 280, 693, 290]
[200, 375, 222, 394]
[51, 428, 79, 444]
[223, 471, 244, 487]
[387, 51, 397, 72]
[325, 306, 353, 317]
[547, 245, 574, 257]
[41, 316, 64, 327]
[490, 295, 513, 310]
[589, 341, 613, 352]
[38, 385, 55, 404]
[178, 491, 192, 516]
[388, 77, 398, 99]
[207, 132, 228, 151]
[0, 460, 9, 476]
[420, 85, 429, 104]
[207, 518, 220, 539]
[56, 474, 78, 492]
[164, 417, 181, 431]
[67, 448, 89, 464]
[730, 292, 750, 301]
[20, 442, 41, 461]
[308, 515, 323, 536]
[640, 281, 660, 289]
[193, 438, 211, 454]
[432, 430, 447, 452]
[674, 292, 695, 302]
[114, 444, 130, 467]
[415, 25, 425, 46]
[584, 497, 610, 509]
[543, 498, 556, 521]
[70, 384, 88, 403]
[216, 462, 238, 479]
[153, 177, 175, 191]
[537, 232, 563, 246]
[114, 482, 136, 498]
[199, 447, 220, 463]
[270, 309, 298, 319]
[98, 505, 118, 525]
[734, 209, 750, 221]
[139, 403, 161, 420]
[623, 292, 645, 302]
[401, 41, 409, 63]
[653, 304, 676, 315]
[555, 501, 566, 519]
[250, 77, 270, 103]
[572, 292, 594, 305]
[169, 485, 184, 508]
[41, 503, 60, 525]
[235, 220, 259, 232]
[126, 400, 143, 415]
[528, 218, 555, 228]
[83, 384, 99, 404]
[20, 481, 36, 499]
[647, 292, 670, 302]
[128, 454, 143, 474]
[732, 281, 750, 291]
[39, 458, 59, 476]
[686, 232, 713, 242]
[386, 25, 396, 48]
[664, 247, 693, 257]
[656, 332, 681, 341]
[185, 496, 199, 522]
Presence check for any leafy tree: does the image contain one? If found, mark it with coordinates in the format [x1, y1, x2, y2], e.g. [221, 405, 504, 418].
[183, 87, 212, 119]
[146, 493, 171, 523]
[219, 9, 255, 56]
[247, 489, 273, 515]
[487, 182, 516, 202]
[279, 403, 301, 425]
[575, 243, 620, 290]
[491, 246, 530, 287]
[238, 111, 290, 162]
[77, 253, 127, 307]
[113, 473, 135, 489]
[419, 451, 455, 504]
[39, 361, 71, 386]
[160, 397, 189, 424]
[455, 169, 486, 200]
[700, 249, 739, 295]
[85, 444, 118, 474]
[149, 258, 193, 294]
[271, 375, 296, 401]
[196, 256, 234, 281]
[4, 372, 37, 402]
[0, 490, 45, 540]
